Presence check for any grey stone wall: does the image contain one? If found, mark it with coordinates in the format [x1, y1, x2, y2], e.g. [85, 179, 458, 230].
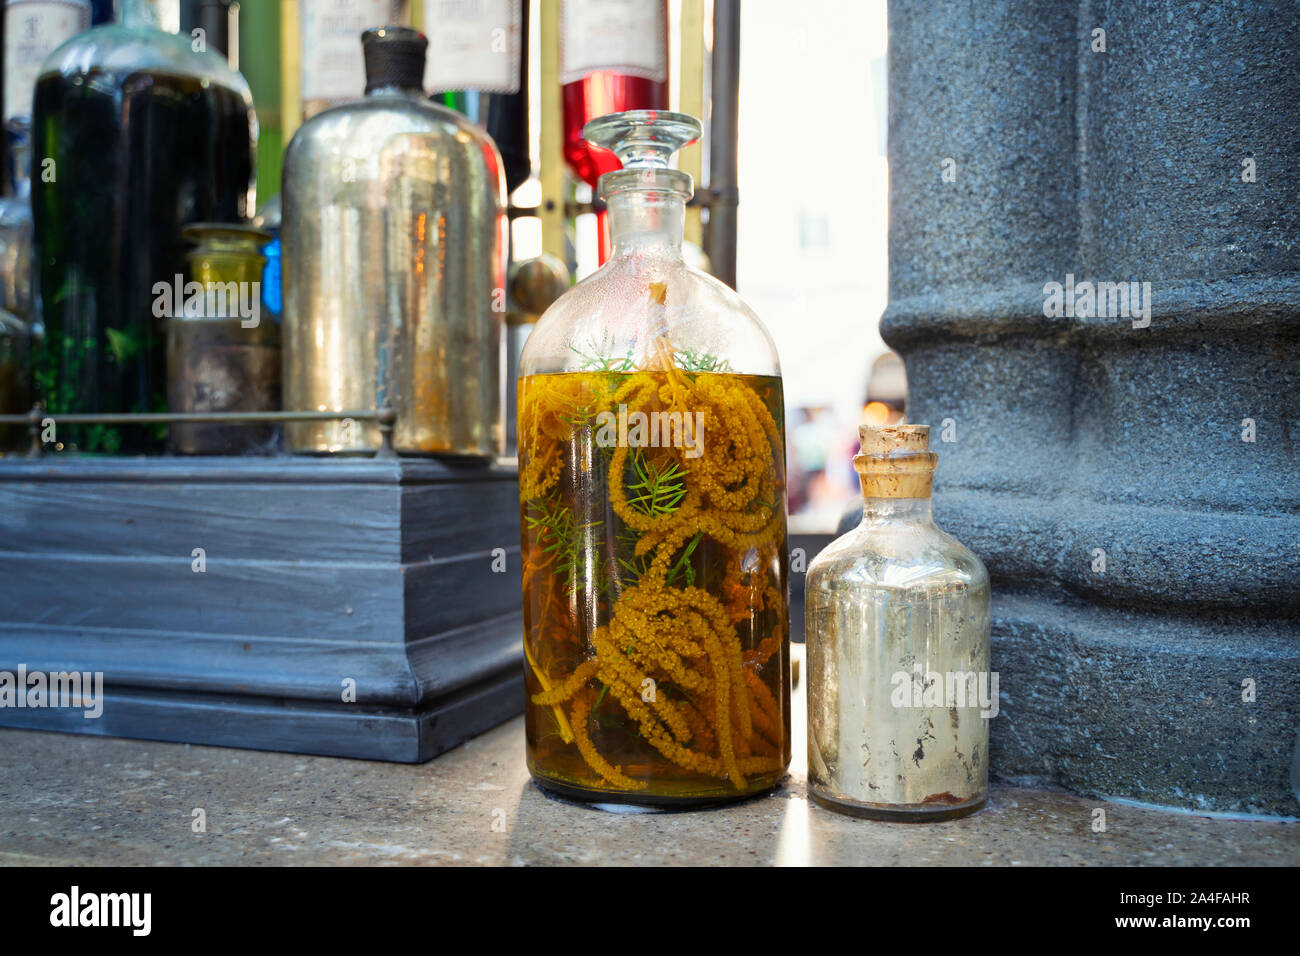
[884, 0, 1299, 815]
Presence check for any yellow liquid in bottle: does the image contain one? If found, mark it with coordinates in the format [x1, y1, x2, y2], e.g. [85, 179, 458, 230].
[518, 367, 791, 804]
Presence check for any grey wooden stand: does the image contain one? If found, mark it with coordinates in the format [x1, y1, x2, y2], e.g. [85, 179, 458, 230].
[0, 456, 524, 762]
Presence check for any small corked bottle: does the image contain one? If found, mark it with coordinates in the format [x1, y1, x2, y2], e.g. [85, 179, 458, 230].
[806, 424, 991, 820]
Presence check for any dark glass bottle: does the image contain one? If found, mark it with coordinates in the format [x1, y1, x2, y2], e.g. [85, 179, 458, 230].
[30, 0, 256, 451]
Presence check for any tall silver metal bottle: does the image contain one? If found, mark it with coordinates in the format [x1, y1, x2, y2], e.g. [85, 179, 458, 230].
[282, 26, 506, 455]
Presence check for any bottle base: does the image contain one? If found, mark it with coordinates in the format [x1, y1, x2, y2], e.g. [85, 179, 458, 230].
[531, 773, 783, 813]
[809, 789, 987, 822]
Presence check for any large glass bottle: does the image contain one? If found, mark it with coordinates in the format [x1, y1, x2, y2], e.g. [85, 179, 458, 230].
[806, 424, 992, 820]
[282, 25, 505, 456]
[30, 0, 256, 452]
[518, 110, 790, 807]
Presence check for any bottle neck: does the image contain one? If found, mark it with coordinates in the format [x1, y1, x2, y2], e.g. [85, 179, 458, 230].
[366, 84, 423, 99]
[8, 147, 31, 200]
[861, 496, 934, 525]
[606, 190, 685, 259]
[118, 0, 173, 30]
[5, 119, 31, 200]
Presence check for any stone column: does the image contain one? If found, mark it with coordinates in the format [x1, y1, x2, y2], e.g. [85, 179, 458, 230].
[884, 0, 1299, 815]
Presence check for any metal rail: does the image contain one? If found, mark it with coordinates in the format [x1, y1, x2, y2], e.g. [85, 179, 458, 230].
[706, 0, 741, 289]
[0, 405, 399, 459]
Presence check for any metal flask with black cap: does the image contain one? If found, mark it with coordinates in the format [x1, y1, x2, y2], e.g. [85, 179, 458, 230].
[281, 25, 507, 456]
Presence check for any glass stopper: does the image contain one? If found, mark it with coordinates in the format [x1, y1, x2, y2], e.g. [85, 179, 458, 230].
[583, 110, 702, 170]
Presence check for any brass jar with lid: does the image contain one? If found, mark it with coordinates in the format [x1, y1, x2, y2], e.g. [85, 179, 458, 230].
[166, 223, 279, 454]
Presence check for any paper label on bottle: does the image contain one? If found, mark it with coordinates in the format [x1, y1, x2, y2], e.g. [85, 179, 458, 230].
[423, 0, 521, 94]
[560, 0, 665, 85]
[3, 0, 91, 122]
[300, 0, 403, 103]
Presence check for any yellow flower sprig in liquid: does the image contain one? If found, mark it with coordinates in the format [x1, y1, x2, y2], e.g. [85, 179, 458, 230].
[519, 363, 791, 799]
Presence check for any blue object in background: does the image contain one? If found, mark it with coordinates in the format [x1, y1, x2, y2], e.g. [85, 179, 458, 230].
[252, 195, 282, 323]
[90, 0, 114, 24]
[261, 235, 282, 322]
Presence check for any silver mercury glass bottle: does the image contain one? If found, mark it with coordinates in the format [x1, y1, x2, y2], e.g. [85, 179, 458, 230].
[806, 424, 992, 820]
[282, 25, 506, 455]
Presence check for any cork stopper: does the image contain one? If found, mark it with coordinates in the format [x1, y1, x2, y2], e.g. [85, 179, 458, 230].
[362, 26, 428, 95]
[854, 424, 937, 499]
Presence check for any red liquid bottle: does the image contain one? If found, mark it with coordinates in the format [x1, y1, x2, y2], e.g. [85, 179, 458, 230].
[560, 0, 668, 263]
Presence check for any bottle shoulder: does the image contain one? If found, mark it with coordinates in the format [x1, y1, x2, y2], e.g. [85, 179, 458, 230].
[807, 517, 989, 595]
[284, 97, 504, 198]
[40, 24, 252, 101]
[291, 95, 481, 145]
[287, 98, 499, 174]
[519, 257, 781, 378]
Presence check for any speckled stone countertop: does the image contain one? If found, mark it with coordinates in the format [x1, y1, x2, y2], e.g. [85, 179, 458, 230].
[3, 668, 1297, 866]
